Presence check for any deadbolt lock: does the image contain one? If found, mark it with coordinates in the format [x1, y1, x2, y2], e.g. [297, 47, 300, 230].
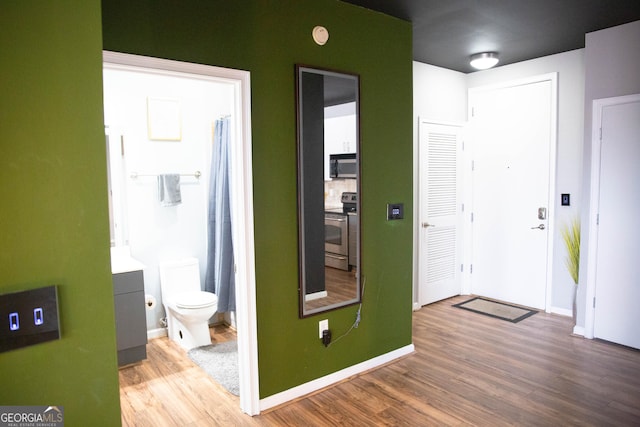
[538, 207, 547, 220]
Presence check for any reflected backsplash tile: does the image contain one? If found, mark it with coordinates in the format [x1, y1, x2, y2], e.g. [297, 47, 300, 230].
[324, 179, 357, 208]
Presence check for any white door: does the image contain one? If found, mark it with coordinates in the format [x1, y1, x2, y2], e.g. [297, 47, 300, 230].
[469, 76, 556, 310]
[418, 121, 463, 306]
[593, 97, 640, 350]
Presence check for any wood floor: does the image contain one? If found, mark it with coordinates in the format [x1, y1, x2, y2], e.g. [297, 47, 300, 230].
[119, 296, 640, 426]
[305, 267, 358, 311]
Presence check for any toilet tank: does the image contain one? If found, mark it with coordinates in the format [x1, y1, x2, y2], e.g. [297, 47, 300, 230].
[159, 258, 202, 298]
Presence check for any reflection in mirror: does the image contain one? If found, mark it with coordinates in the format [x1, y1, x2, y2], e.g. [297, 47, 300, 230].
[296, 65, 360, 317]
[105, 127, 129, 247]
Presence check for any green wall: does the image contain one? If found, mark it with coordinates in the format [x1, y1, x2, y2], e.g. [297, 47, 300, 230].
[0, 1, 121, 425]
[0, 0, 413, 420]
[102, 0, 414, 398]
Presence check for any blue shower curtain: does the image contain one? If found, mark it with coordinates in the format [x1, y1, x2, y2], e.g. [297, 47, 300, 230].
[204, 117, 235, 312]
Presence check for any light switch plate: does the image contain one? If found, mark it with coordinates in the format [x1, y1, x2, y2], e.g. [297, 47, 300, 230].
[0, 285, 60, 353]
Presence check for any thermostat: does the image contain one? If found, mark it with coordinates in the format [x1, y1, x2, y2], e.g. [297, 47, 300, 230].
[387, 203, 404, 220]
[0, 285, 60, 353]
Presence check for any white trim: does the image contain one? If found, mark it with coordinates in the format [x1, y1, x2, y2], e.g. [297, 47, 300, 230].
[232, 69, 260, 417]
[147, 328, 167, 340]
[305, 291, 328, 302]
[549, 306, 572, 317]
[546, 73, 559, 314]
[102, 51, 260, 416]
[412, 116, 420, 308]
[466, 73, 558, 313]
[258, 344, 415, 412]
[412, 117, 467, 306]
[415, 119, 465, 307]
[584, 93, 640, 340]
[419, 119, 467, 128]
[572, 325, 585, 337]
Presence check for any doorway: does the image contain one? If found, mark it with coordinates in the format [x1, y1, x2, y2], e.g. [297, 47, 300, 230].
[467, 74, 557, 310]
[585, 93, 640, 350]
[418, 120, 464, 306]
[103, 52, 259, 415]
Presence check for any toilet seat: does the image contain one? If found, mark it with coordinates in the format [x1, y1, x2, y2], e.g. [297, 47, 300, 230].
[174, 291, 218, 309]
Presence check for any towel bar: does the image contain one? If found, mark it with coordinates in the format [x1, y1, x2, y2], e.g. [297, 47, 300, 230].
[130, 171, 201, 179]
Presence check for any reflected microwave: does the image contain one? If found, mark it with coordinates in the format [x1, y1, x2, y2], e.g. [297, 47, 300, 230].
[329, 153, 357, 178]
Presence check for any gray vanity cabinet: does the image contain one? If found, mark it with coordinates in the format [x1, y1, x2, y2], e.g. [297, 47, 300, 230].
[113, 270, 147, 366]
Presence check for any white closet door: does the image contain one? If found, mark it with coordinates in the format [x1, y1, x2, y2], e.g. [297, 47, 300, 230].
[418, 121, 463, 306]
[593, 97, 640, 350]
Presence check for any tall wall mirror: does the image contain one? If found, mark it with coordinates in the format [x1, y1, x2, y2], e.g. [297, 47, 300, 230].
[296, 65, 361, 317]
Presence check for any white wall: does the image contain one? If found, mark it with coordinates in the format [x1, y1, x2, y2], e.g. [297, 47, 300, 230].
[412, 62, 467, 305]
[413, 61, 467, 124]
[103, 68, 234, 331]
[578, 20, 640, 328]
[413, 48, 585, 313]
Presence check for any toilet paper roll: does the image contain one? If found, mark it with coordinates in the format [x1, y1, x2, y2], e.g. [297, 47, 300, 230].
[145, 294, 157, 310]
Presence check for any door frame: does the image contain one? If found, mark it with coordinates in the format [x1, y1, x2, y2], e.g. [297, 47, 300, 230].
[416, 119, 465, 306]
[102, 51, 260, 415]
[583, 93, 640, 339]
[466, 73, 558, 312]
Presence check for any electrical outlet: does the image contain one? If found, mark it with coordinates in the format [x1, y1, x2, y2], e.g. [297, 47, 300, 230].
[319, 319, 328, 338]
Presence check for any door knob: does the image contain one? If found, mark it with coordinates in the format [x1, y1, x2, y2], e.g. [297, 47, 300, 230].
[422, 222, 435, 228]
[531, 224, 545, 230]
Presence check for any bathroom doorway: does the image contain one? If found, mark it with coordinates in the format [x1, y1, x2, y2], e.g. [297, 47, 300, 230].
[103, 52, 259, 415]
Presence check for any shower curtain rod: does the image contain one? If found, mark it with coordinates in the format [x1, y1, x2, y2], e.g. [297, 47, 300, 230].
[130, 171, 201, 179]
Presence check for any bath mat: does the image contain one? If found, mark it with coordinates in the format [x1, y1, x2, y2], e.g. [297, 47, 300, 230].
[188, 340, 239, 396]
[453, 297, 537, 323]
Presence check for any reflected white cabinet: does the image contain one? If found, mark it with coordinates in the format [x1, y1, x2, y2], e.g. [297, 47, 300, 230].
[324, 103, 357, 180]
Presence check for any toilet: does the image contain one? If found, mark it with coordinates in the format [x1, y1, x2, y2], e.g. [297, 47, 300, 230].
[159, 258, 218, 350]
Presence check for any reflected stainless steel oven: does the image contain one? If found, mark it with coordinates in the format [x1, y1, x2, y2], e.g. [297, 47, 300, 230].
[325, 211, 349, 270]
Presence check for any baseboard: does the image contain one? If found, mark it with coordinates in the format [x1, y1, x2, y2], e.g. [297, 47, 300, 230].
[550, 306, 572, 317]
[147, 328, 167, 340]
[572, 325, 585, 337]
[413, 301, 421, 311]
[259, 343, 415, 412]
[305, 291, 328, 302]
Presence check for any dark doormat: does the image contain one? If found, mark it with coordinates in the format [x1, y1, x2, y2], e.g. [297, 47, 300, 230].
[453, 297, 537, 323]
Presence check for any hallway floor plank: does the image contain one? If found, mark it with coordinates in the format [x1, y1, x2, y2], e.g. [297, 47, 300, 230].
[119, 296, 640, 426]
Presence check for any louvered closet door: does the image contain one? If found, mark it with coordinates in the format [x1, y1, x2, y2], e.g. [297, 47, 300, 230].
[418, 121, 463, 306]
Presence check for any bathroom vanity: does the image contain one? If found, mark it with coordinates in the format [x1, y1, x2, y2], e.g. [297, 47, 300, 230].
[111, 248, 147, 367]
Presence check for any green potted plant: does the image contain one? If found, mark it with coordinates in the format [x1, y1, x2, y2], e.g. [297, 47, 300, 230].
[561, 217, 580, 324]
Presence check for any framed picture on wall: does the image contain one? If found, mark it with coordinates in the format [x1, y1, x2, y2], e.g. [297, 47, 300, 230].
[147, 97, 182, 141]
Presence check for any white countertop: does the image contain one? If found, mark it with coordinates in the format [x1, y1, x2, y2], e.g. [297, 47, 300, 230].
[110, 246, 145, 274]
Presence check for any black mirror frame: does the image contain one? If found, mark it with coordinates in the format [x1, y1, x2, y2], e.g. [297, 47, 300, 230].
[295, 64, 362, 318]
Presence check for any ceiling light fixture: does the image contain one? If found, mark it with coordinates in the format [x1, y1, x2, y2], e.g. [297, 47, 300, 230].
[470, 52, 499, 70]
